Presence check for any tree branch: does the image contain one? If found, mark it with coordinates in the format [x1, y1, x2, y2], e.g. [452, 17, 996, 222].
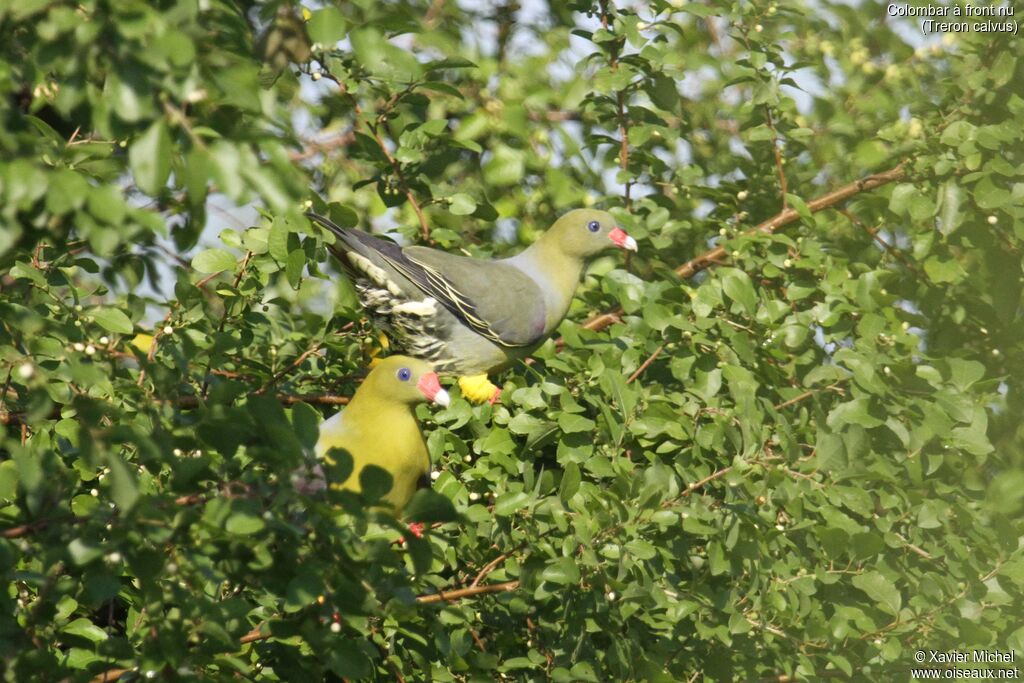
[416, 579, 520, 604]
[576, 163, 907, 335]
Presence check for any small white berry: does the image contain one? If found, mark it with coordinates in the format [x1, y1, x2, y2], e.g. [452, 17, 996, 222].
[636, 21, 648, 30]
[901, 322, 910, 331]
[980, 327, 988, 335]
[987, 215, 998, 225]
[992, 349, 1000, 357]
[883, 366, 891, 375]
[173, 448, 183, 456]
[163, 326, 174, 335]
[731, 250, 740, 258]
[783, 259, 792, 268]
[607, 591, 617, 600]
[74, 305, 83, 312]
[430, 470, 440, 481]
[99, 336, 109, 345]
[719, 228, 728, 236]
[469, 492, 480, 501]
[463, 455, 472, 463]
[90, 488, 99, 496]
[85, 345, 96, 356]
[737, 190, 749, 201]
[754, 24, 763, 32]
[73, 342, 85, 352]
[167, 563, 178, 573]
[330, 621, 341, 633]
[16, 363, 34, 380]
[106, 552, 122, 564]
[312, 71, 322, 81]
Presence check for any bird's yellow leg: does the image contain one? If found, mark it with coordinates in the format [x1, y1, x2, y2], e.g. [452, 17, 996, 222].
[458, 374, 502, 404]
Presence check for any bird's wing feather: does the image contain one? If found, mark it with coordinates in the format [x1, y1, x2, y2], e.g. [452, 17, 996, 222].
[308, 212, 547, 348]
[399, 246, 548, 348]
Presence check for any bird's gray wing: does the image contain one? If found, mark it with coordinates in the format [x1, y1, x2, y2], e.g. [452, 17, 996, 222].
[309, 212, 548, 347]
[401, 246, 549, 348]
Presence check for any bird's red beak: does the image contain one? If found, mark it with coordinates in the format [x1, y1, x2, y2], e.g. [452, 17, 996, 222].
[609, 226, 638, 252]
[417, 372, 450, 407]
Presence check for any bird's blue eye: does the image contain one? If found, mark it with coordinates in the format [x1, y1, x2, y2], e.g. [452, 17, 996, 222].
[587, 220, 600, 233]
[397, 368, 412, 382]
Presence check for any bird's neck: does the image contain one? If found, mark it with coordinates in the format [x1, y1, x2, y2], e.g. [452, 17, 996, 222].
[510, 237, 586, 330]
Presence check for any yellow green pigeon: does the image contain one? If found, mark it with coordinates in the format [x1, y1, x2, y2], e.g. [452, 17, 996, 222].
[304, 356, 449, 514]
[309, 209, 637, 403]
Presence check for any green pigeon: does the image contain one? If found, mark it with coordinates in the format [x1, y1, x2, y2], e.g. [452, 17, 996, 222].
[303, 355, 449, 514]
[308, 209, 637, 403]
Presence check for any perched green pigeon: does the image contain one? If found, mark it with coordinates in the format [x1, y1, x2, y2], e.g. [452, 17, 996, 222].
[301, 355, 449, 514]
[308, 209, 637, 403]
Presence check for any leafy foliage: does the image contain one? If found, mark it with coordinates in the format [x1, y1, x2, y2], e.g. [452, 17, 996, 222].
[2, 1, 1022, 681]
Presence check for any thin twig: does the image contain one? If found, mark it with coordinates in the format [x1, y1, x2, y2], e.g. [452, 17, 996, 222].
[259, 342, 323, 393]
[470, 552, 511, 588]
[626, 343, 666, 383]
[572, 164, 908, 336]
[416, 579, 520, 604]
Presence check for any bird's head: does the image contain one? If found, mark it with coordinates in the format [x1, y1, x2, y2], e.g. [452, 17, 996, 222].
[543, 209, 638, 259]
[365, 356, 450, 407]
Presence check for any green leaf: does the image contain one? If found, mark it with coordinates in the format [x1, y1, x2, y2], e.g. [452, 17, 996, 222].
[107, 455, 139, 511]
[494, 491, 530, 516]
[558, 463, 581, 505]
[557, 413, 595, 434]
[404, 489, 459, 523]
[268, 216, 290, 262]
[350, 28, 422, 81]
[92, 308, 134, 335]
[448, 193, 477, 215]
[192, 248, 237, 274]
[129, 120, 172, 195]
[62, 618, 109, 643]
[285, 569, 323, 612]
[540, 557, 580, 585]
[306, 7, 347, 45]
[225, 511, 266, 535]
[286, 248, 305, 288]
[483, 145, 526, 186]
[358, 465, 393, 502]
[719, 267, 757, 313]
[852, 571, 901, 615]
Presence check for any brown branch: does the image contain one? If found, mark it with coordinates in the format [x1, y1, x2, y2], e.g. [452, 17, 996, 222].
[87, 667, 134, 683]
[838, 208, 920, 272]
[369, 121, 431, 242]
[288, 131, 356, 162]
[416, 579, 520, 604]
[470, 552, 512, 588]
[316, 70, 431, 242]
[89, 576, 523, 681]
[1, 516, 84, 539]
[573, 164, 907, 336]
[2, 392, 350, 427]
[773, 390, 813, 411]
[259, 342, 323, 393]
[626, 343, 666, 383]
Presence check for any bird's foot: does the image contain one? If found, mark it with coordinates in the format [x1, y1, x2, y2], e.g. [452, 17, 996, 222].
[458, 374, 502, 404]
